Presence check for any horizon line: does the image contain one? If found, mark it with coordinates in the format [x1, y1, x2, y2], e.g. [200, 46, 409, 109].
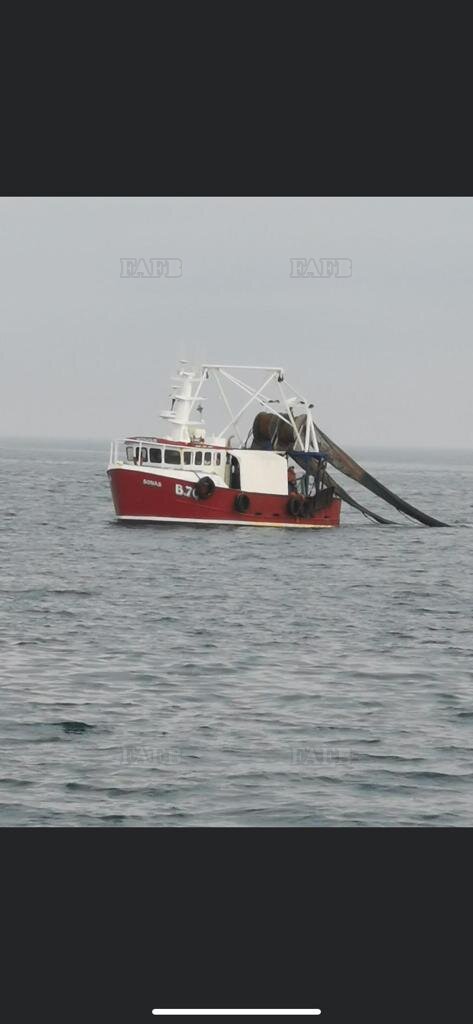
[0, 435, 472, 452]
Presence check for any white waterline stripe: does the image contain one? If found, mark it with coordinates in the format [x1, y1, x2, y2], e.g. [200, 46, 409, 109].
[118, 515, 333, 529]
[152, 1012, 321, 1017]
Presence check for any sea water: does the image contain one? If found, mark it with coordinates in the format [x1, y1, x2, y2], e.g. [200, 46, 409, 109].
[1, 439, 472, 826]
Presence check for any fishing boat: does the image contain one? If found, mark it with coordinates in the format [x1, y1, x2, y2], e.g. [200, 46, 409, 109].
[108, 362, 449, 530]
[107, 363, 341, 528]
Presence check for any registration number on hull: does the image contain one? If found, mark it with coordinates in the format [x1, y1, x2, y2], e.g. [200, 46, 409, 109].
[175, 484, 197, 499]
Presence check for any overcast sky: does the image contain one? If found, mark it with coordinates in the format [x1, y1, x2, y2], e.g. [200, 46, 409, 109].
[0, 196, 471, 446]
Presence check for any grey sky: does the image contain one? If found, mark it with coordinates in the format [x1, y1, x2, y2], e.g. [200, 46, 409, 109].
[1, 196, 471, 446]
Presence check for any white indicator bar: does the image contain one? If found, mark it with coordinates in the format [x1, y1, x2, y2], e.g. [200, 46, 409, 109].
[152, 1012, 321, 1017]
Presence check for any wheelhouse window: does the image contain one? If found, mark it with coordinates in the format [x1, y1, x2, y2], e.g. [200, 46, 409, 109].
[183, 451, 192, 465]
[149, 448, 162, 463]
[215, 453, 221, 466]
[194, 451, 203, 465]
[204, 451, 212, 465]
[135, 447, 148, 463]
[126, 446, 134, 462]
[165, 448, 181, 465]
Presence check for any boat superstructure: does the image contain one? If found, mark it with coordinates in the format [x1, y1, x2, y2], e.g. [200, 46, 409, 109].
[107, 363, 341, 528]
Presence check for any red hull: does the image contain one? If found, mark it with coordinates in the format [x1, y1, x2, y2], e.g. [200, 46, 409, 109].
[108, 468, 341, 528]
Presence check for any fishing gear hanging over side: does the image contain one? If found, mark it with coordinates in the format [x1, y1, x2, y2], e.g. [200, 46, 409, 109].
[313, 424, 449, 528]
[250, 410, 449, 527]
[287, 448, 396, 525]
[323, 470, 396, 525]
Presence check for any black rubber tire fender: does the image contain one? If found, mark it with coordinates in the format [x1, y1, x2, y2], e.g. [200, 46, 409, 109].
[234, 492, 250, 513]
[195, 476, 215, 499]
[287, 494, 304, 517]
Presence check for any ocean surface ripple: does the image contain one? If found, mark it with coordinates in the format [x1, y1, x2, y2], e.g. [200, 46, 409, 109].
[1, 439, 472, 826]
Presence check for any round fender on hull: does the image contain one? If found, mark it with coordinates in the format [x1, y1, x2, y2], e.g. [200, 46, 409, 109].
[195, 476, 215, 499]
[234, 492, 250, 513]
[287, 494, 304, 517]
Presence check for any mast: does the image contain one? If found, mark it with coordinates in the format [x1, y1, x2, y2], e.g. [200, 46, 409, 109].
[160, 365, 206, 442]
